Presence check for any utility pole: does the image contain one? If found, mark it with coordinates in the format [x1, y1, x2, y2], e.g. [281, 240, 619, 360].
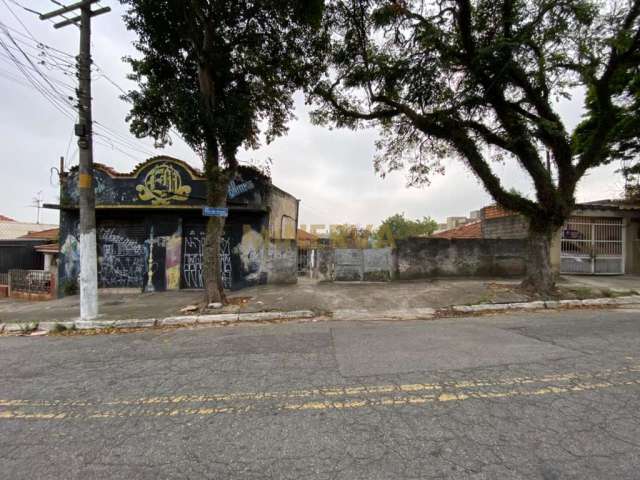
[40, 1, 110, 320]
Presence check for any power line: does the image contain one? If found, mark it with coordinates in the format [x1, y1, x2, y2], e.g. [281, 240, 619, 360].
[5, 0, 41, 17]
[0, 31, 76, 119]
[1, 27, 72, 103]
[0, 52, 76, 90]
[2, 0, 38, 39]
[0, 21, 75, 59]
[0, 2, 183, 165]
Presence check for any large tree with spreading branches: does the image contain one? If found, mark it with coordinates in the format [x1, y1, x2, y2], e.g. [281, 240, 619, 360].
[120, 0, 325, 303]
[311, 0, 640, 295]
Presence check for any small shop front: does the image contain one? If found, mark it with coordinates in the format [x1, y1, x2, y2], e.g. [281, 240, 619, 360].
[56, 157, 299, 295]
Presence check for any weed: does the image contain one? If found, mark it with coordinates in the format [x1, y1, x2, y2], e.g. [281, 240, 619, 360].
[50, 323, 69, 334]
[19, 322, 37, 334]
[569, 287, 595, 300]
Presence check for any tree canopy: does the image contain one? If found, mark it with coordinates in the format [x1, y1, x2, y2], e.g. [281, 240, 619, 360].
[375, 213, 438, 246]
[120, 0, 325, 303]
[121, 0, 325, 169]
[311, 0, 640, 231]
[309, 0, 640, 292]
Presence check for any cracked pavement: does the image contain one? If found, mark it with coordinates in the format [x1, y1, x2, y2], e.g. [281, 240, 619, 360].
[1, 308, 639, 479]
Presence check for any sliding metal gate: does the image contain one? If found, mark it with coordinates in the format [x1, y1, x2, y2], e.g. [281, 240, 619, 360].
[560, 216, 624, 274]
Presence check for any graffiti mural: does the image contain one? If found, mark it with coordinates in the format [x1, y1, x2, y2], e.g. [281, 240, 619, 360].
[182, 228, 205, 289]
[60, 233, 79, 280]
[220, 237, 232, 289]
[98, 227, 146, 288]
[136, 163, 192, 205]
[182, 227, 232, 290]
[56, 158, 292, 295]
[165, 227, 182, 290]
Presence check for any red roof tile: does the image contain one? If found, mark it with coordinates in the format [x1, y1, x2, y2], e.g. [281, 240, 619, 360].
[297, 229, 318, 241]
[481, 205, 515, 219]
[19, 228, 59, 240]
[34, 243, 60, 254]
[432, 221, 482, 239]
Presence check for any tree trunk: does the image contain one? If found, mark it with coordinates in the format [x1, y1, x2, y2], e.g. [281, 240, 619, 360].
[203, 205, 226, 305]
[201, 155, 229, 305]
[521, 227, 556, 297]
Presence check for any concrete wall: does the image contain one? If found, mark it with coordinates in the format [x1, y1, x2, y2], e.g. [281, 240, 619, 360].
[268, 186, 298, 240]
[482, 216, 529, 239]
[312, 247, 393, 281]
[363, 248, 393, 281]
[262, 240, 298, 284]
[396, 238, 528, 278]
[335, 249, 363, 281]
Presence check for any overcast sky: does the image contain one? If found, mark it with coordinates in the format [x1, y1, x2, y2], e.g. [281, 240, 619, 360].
[0, 1, 624, 228]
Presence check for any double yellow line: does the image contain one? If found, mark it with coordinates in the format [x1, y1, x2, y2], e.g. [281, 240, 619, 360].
[1, 365, 639, 421]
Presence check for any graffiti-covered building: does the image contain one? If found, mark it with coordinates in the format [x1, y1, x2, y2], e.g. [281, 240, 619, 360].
[56, 157, 299, 295]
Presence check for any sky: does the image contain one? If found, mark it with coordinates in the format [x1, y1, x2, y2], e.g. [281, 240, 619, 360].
[0, 1, 625, 229]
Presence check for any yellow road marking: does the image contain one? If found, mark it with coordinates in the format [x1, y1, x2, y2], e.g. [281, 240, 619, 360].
[1, 365, 639, 421]
[2, 365, 638, 409]
[1, 378, 639, 420]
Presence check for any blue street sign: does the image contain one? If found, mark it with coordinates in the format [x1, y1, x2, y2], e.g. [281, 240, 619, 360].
[202, 207, 229, 217]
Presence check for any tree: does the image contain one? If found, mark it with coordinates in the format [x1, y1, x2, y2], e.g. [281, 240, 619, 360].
[329, 224, 374, 248]
[120, 0, 325, 303]
[310, 0, 640, 295]
[375, 213, 438, 246]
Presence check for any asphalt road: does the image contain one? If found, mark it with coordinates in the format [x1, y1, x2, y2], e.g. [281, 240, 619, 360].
[1, 308, 639, 479]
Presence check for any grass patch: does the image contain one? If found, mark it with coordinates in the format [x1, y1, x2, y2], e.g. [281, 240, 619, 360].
[565, 287, 596, 300]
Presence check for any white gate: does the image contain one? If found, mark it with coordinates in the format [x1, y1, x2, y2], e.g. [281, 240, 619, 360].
[560, 216, 624, 274]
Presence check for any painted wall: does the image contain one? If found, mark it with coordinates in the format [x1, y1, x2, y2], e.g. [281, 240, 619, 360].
[267, 186, 298, 240]
[395, 238, 528, 278]
[312, 247, 393, 282]
[57, 158, 299, 294]
[61, 157, 270, 210]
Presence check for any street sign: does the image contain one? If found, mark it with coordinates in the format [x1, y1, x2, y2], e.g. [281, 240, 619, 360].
[202, 207, 229, 217]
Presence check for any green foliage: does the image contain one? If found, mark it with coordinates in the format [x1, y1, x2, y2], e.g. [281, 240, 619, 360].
[61, 279, 78, 296]
[120, 0, 325, 300]
[329, 224, 373, 248]
[120, 0, 326, 166]
[375, 214, 438, 247]
[311, 0, 640, 234]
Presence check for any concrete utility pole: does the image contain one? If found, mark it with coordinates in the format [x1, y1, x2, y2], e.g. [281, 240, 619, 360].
[40, 1, 110, 320]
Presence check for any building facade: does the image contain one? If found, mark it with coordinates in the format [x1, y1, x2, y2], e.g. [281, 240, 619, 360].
[57, 157, 299, 295]
[435, 202, 640, 276]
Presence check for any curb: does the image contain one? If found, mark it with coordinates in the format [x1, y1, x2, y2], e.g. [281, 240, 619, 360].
[448, 295, 640, 314]
[0, 310, 317, 335]
[2, 295, 639, 336]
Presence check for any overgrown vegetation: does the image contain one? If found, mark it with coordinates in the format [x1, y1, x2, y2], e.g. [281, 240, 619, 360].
[374, 213, 438, 247]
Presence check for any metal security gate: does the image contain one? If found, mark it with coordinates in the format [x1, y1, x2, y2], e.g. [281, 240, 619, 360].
[560, 216, 624, 274]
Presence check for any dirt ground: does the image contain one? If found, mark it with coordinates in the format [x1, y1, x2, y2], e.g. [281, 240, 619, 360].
[1, 275, 638, 324]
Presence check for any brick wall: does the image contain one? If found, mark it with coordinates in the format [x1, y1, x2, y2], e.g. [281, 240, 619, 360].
[481, 215, 529, 239]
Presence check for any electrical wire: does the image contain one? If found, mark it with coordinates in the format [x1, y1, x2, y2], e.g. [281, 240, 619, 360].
[0, 1, 186, 164]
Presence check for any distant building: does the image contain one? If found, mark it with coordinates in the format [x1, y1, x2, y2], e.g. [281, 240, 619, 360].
[431, 221, 482, 239]
[433, 202, 640, 276]
[0, 215, 57, 240]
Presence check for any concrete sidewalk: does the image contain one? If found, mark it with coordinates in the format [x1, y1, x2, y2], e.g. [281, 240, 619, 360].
[0, 275, 638, 327]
